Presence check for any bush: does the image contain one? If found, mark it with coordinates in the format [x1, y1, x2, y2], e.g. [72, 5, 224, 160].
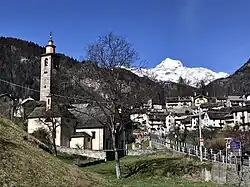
[31, 127, 52, 148]
[207, 135, 226, 152]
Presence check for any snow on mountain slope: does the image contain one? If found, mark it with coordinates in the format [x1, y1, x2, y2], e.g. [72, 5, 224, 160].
[130, 58, 229, 87]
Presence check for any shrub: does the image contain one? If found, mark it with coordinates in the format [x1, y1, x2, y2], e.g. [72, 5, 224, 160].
[31, 127, 52, 148]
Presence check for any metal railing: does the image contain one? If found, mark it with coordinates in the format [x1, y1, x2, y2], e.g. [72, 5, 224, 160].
[151, 136, 250, 167]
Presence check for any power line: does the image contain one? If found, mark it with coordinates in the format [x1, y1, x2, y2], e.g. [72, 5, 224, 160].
[0, 78, 108, 103]
[0, 78, 40, 93]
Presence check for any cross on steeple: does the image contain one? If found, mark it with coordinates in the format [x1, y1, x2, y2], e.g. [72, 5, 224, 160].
[49, 32, 53, 41]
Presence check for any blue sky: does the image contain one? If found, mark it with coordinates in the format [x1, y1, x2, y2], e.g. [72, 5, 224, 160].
[1, 0, 250, 74]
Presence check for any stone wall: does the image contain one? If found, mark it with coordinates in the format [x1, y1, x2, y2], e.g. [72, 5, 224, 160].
[201, 161, 250, 186]
[57, 146, 106, 160]
[127, 149, 156, 156]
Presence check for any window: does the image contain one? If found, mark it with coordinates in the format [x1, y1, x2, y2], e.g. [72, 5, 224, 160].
[44, 71, 48, 74]
[44, 85, 46, 88]
[48, 99, 50, 105]
[92, 131, 96, 139]
[44, 58, 48, 66]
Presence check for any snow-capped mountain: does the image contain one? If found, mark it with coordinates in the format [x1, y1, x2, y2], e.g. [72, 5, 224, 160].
[130, 58, 229, 88]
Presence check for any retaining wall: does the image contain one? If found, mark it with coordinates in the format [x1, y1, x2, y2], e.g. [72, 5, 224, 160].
[57, 146, 106, 160]
[201, 162, 250, 186]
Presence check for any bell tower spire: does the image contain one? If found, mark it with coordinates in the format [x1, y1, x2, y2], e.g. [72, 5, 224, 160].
[40, 33, 57, 102]
[45, 32, 56, 54]
[49, 31, 53, 40]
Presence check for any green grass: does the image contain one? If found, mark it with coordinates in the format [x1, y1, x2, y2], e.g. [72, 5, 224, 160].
[0, 118, 103, 187]
[0, 117, 231, 187]
[85, 154, 231, 187]
[57, 152, 96, 165]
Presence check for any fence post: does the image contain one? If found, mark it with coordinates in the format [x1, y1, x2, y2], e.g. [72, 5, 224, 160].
[222, 155, 225, 163]
[204, 148, 207, 159]
[188, 148, 191, 156]
[149, 140, 152, 149]
[229, 152, 232, 164]
[214, 154, 216, 161]
[219, 150, 222, 161]
[132, 143, 135, 150]
[196, 149, 198, 156]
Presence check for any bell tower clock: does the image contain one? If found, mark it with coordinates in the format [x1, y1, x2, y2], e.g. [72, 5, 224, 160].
[40, 32, 57, 102]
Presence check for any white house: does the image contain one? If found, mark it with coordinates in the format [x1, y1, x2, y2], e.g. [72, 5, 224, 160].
[226, 95, 246, 107]
[165, 113, 175, 132]
[202, 111, 226, 129]
[69, 104, 128, 151]
[216, 96, 227, 104]
[130, 108, 149, 129]
[14, 97, 35, 118]
[27, 101, 76, 147]
[166, 96, 193, 108]
[68, 104, 106, 150]
[194, 95, 209, 107]
[231, 106, 250, 129]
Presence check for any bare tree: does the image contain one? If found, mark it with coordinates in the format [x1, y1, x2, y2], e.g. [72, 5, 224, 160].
[67, 32, 139, 179]
[87, 32, 139, 179]
[37, 107, 62, 156]
[38, 117, 60, 156]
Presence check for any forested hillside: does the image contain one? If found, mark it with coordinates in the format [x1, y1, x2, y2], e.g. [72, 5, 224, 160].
[204, 59, 250, 97]
[0, 37, 199, 103]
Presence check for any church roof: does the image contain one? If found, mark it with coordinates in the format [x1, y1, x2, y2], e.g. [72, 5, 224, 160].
[69, 105, 110, 129]
[28, 105, 75, 119]
[71, 131, 92, 138]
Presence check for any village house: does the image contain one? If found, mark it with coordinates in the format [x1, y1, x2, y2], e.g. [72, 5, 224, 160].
[148, 111, 168, 135]
[216, 96, 227, 104]
[200, 102, 224, 111]
[231, 106, 250, 130]
[165, 96, 193, 108]
[165, 112, 175, 132]
[130, 108, 148, 129]
[202, 111, 227, 129]
[68, 104, 117, 150]
[244, 93, 250, 101]
[13, 97, 35, 118]
[226, 95, 246, 107]
[194, 94, 209, 107]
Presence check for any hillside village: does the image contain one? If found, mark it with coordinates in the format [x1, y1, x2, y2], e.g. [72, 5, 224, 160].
[1, 33, 250, 187]
[0, 34, 250, 153]
[131, 93, 250, 137]
[3, 1, 250, 186]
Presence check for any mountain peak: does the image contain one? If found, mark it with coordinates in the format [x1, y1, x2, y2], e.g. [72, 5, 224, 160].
[155, 58, 183, 70]
[129, 57, 229, 87]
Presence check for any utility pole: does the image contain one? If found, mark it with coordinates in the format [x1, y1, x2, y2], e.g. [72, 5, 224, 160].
[198, 107, 203, 162]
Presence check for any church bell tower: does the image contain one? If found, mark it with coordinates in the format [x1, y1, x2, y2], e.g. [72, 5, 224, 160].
[40, 32, 56, 102]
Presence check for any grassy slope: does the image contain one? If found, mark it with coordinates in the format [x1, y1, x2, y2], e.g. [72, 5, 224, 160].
[85, 154, 231, 187]
[0, 118, 103, 187]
